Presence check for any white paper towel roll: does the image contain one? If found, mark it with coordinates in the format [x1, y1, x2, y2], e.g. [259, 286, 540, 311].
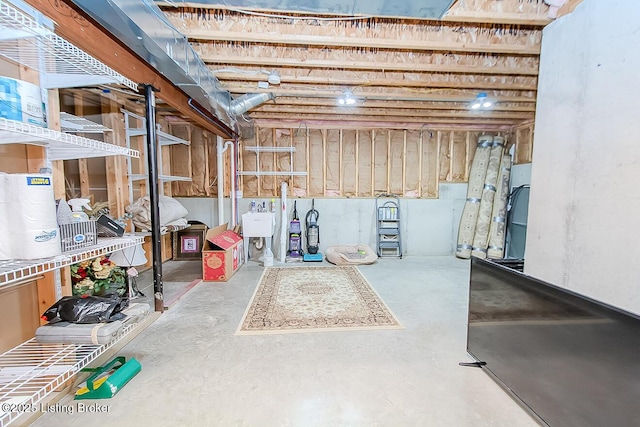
[0, 173, 13, 260]
[8, 173, 61, 259]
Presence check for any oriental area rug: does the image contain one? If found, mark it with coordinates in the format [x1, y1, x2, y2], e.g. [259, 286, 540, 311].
[236, 266, 403, 335]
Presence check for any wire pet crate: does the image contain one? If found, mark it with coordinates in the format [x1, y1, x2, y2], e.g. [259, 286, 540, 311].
[59, 220, 97, 252]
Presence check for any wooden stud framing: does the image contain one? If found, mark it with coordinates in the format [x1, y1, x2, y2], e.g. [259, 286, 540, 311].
[402, 130, 407, 197]
[102, 98, 129, 220]
[73, 93, 90, 198]
[418, 130, 423, 198]
[272, 128, 277, 197]
[322, 129, 327, 197]
[435, 131, 441, 198]
[306, 128, 310, 196]
[232, 123, 515, 199]
[386, 130, 391, 194]
[339, 129, 343, 197]
[464, 131, 471, 181]
[449, 131, 455, 182]
[355, 130, 359, 197]
[204, 130, 212, 197]
[370, 130, 375, 197]
[528, 125, 534, 162]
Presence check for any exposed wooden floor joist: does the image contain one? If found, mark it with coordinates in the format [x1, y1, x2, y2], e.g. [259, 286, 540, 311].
[158, 0, 555, 130]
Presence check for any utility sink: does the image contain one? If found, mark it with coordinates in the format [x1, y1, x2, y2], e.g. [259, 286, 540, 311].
[241, 212, 275, 237]
[241, 212, 276, 264]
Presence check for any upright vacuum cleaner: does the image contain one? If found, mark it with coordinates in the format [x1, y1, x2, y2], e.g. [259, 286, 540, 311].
[303, 199, 323, 262]
[286, 201, 303, 262]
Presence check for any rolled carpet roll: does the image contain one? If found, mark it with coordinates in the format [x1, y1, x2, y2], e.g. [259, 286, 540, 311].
[471, 136, 504, 259]
[456, 135, 493, 259]
[487, 153, 512, 259]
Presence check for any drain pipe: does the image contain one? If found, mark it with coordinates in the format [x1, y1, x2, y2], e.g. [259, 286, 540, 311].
[216, 137, 236, 227]
[228, 139, 236, 227]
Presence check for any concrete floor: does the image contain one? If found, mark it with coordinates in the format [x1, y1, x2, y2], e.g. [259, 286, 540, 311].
[33, 256, 538, 427]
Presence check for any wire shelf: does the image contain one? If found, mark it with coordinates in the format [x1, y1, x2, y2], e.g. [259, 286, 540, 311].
[0, 319, 146, 427]
[0, 0, 137, 91]
[60, 113, 112, 134]
[0, 236, 145, 288]
[0, 118, 139, 160]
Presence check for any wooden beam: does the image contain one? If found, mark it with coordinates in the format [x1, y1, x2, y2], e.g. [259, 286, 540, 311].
[214, 73, 537, 91]
[224, 86, 537, 103]
[250, 113, 522, 125]
[251, 105, 534, 120]
[557, 0, 584, 18]
[201, 54, 539, 76]
[185, 30, 540, 56]
[23, 0, 234, 138]
[442, 0, 551, 25]
[442, 11, 550, 26]
[254, 119, 514, 132]
[255, 97, 536, 112]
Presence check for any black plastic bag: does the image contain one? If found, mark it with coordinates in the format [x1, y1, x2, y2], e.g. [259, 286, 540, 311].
[42, 295, 128, 324]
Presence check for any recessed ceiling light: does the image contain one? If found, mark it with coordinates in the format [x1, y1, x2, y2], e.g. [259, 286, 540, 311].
[338, 90, 357, 106]
[470, 92, 493, 110]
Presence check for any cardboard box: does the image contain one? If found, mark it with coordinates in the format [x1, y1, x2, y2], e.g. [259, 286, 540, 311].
[173, 223, 208, 260]
[202, 223, 243, 282]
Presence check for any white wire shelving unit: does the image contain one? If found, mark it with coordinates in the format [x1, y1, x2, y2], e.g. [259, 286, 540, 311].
[122, 109, 192, 200]
[0, 317, 149, 427]
[0, 4, 154, 425]
[239, 145, 307, 177]
[0, 236, 145, 288]
[0, 118, 139, 160]
[0, 0, 137, 91]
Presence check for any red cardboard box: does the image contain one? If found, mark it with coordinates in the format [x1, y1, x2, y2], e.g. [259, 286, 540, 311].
[202, 223, 243, 282]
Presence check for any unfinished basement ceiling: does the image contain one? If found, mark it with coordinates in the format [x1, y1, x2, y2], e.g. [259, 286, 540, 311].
[157, 0, 573, 131]
[162, 0, 457, 19]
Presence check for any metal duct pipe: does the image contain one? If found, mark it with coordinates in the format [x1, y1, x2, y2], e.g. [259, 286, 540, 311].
[227, 93, 275, 116]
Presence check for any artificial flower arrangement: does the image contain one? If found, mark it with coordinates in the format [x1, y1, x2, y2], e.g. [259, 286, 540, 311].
[70, 255, 127, 297]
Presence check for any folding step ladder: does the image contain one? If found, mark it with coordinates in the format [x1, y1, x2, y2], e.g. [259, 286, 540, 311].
[375, 194, 402, 258]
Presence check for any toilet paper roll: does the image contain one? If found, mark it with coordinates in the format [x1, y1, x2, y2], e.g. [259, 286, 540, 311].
[7, 173, 61, 259]
[0, 173, 13, 260]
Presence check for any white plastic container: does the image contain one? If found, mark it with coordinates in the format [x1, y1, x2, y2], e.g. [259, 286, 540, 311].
[263, 247, 274, 267]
